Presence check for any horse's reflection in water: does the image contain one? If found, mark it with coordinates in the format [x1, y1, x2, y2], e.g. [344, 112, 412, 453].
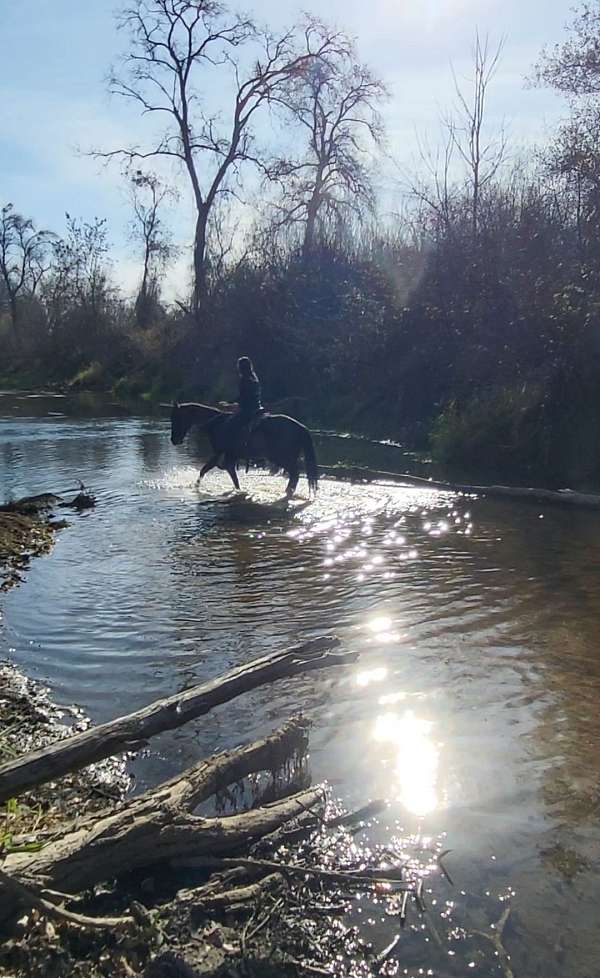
[195, 488, 314, 523]
[170, 400, 319, 498]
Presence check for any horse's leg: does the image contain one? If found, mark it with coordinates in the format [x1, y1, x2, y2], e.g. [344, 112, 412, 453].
[196, 454, 219, 486]
[285, 462, 299, 499]
[224, 455, 241, 491]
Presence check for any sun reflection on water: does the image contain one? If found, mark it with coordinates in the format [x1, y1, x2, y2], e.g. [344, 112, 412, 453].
[373, 710, 439, 816]
[355, 666, 388, 687]
[366, 615, 401, 643]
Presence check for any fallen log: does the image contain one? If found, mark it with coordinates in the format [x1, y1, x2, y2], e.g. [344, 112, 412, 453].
[0, 484, 96, 515]
[0, 636, 350, 803]
[17, 787, 325, 895]
[319, 464, 600, 509]
[3, 719, 322, 893]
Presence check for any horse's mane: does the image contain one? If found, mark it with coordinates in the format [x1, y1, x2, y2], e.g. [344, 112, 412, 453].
[179, 401, 225, 416]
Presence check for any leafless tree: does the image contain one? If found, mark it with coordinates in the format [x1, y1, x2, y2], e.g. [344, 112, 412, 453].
[97, 0, 344, 320]
[402, 33, 505, 241]
[268, 32, 386, 255]
[0, 204, 52, 330]
[128, 170, 177, 326]
[447, 32, 506, 236]
[404, 127, 458, 237]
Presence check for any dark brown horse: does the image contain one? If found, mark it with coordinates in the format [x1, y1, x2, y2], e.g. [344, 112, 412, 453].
[170, 401, 319, 496]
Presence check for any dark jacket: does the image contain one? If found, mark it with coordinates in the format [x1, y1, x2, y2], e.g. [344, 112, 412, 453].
[238, 374, 263, 416]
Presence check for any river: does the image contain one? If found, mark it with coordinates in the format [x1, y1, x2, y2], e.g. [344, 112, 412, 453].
[1, 390, 599, 977]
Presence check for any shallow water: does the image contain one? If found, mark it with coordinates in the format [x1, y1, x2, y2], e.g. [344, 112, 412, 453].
[1, 391, 600, 977]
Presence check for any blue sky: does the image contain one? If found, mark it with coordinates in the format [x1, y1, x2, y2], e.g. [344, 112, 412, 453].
[1, 0, 573, 298]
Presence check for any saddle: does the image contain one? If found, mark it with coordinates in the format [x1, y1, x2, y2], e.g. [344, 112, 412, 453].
[248, 409, 268, 433]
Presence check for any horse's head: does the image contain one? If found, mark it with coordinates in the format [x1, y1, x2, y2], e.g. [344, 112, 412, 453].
[171, 400, 222, 445]
[170, 399, 188, 445]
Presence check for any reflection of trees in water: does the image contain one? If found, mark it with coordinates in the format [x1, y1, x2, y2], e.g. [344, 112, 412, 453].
[456, 500, 600, 978]
[135, 431, 167, 472]
[489, 502, 600, 826]
[1, 443, 24, 497]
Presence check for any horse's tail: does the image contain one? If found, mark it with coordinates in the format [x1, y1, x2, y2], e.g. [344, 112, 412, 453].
[301, 427, 319, 494]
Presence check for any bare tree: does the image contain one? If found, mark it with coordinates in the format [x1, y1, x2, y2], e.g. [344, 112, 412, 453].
[447, 32, 506, 236]
[128, 170, 176, 326]
[97, 0, 343, 320]
[404, 127, 458, 237]
[268, 34, 386, 255]
[0, 204, 52, 330]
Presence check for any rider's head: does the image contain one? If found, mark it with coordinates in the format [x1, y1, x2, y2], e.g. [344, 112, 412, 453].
[237, 356, 254, 377]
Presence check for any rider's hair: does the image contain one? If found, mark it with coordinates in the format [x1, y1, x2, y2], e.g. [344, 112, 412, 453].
[237, 356, 255, 377]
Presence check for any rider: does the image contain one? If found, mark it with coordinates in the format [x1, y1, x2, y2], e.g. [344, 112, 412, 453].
[223, 357, 265, 466]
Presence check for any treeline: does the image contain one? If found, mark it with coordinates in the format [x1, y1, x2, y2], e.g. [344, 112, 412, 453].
[3, 1, 600, 487]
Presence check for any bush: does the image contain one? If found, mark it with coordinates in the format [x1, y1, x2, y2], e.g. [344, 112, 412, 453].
[431, 386, 549, 476]
[69, 360, 105, 389]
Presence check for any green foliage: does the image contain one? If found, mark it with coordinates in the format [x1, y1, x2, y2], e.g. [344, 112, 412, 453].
[1, 796, 44, 856]
[69, 360, 105, 389]
[431, 386, 548, 473]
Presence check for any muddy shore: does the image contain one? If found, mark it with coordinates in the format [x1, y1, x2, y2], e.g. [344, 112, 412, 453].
[0, 510, 59, 592]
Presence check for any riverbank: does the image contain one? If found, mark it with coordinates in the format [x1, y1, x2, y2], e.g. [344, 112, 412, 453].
[0, 662, 134, 977]
[0, 528, 406, 978]
[0, 510, 58, 592]
[0, 656, 405, 978]
[7, 374, 600, 493]
[0, 488, 96, 592]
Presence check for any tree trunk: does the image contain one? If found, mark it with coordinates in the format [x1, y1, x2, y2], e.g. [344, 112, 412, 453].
[135, 243, 151, 329]
[302, 156, 326, 259]
[318, 463, 600, 508]
[192, 207, 209, 323]
[303, 187, 321, 259]
[8, 292, 18, 332]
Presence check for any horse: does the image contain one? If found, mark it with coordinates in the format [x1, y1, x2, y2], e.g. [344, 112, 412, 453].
[170, 401, 319, 497]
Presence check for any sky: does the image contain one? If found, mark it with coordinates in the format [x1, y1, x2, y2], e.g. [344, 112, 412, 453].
[0, 0, 574, 300]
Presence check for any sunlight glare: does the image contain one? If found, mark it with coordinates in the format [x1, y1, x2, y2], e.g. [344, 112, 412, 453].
[367, 615, 393, 634]
[373, 710, 439, 816]
[355, 666, 388, 687]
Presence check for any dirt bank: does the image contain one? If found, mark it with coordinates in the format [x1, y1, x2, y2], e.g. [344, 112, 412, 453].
[0, 661, 132, 978]
[0, 488, 95, 591]
[0, 510, 58, 591]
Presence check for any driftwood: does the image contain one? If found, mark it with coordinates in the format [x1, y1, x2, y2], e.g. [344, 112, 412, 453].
[0, 631, 365, 967]
[171, 855, 411, 890]
[2, 719, 324, 895]
[0, 867, 135, 930]
[0, 637, 351, 804]
[0, 485, 96, 515]
[178, 872, 285, 910]
[319, 464, 600, 509]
